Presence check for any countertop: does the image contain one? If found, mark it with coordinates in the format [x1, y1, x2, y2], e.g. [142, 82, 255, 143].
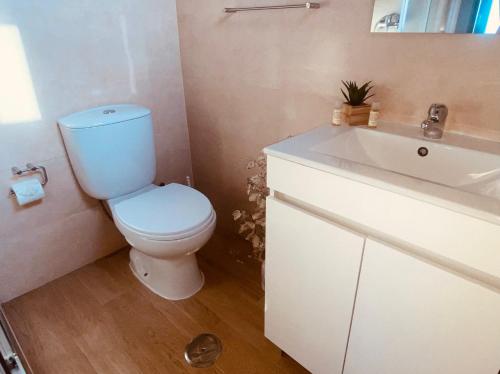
[264, 123, 500, 225]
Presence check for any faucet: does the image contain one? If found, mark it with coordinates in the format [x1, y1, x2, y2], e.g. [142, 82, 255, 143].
[421, 104, 448, 139]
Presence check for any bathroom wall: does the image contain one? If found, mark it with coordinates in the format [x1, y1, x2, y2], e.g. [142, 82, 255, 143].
[176, 0, 500, 233]
[0, 0, 192, 301]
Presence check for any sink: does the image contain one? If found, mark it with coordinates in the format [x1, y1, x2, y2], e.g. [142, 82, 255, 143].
[265, 123, 500, 222]
[311, 126, 500, 200]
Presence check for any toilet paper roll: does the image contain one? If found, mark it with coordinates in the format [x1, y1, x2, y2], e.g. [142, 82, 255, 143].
[11, 177, 45, 206]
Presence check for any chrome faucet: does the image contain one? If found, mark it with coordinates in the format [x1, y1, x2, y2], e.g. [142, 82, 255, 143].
[421, 104, 448, 139]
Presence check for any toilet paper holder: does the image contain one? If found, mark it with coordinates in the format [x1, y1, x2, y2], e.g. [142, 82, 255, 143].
[8, 163, 48, 197]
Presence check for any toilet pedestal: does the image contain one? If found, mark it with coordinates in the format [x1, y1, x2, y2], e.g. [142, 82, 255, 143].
[129, 248, 204, 300]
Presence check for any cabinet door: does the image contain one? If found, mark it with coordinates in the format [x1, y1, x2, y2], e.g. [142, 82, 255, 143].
[344, 239, 500, 374]
[265, 198, 365, 374]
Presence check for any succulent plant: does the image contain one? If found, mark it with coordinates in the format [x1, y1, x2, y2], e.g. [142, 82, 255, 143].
[341, 80, 374, 106]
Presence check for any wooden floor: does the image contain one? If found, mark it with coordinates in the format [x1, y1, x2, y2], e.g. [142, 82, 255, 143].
[2, 234, 309, 374]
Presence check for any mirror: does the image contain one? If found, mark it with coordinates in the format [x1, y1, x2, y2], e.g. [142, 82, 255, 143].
[371, 0, 500, 33]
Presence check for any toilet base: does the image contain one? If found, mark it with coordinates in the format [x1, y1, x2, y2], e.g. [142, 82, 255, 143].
[129, 247, 204, 300]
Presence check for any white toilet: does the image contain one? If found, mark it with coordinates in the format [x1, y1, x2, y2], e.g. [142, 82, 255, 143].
[58, 104, 216, 300]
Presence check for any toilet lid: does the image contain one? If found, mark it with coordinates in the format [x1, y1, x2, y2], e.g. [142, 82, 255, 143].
[114, 184, 213, 237]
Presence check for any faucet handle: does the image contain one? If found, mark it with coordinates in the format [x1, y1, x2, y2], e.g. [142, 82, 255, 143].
[428, 103, 448, 121]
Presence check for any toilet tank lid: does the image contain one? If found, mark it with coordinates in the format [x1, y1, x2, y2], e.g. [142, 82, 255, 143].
[58, 104, 151, 129]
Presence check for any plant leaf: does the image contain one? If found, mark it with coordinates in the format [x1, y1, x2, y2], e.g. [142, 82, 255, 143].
[341, 89, 349, 103]
[232, 210, 242, 221]
[341, 80, 375, 105]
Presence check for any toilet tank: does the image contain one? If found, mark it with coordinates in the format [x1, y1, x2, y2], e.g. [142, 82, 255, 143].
[58, 104, 156, 200]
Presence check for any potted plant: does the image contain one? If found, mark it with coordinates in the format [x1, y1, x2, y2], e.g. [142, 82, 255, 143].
[232, 154, 267, 290]
[341, 80, 374, 125]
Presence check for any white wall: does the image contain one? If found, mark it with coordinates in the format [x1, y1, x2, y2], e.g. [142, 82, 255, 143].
[0, 0, 192, 302]
[177, 0, 500, 235]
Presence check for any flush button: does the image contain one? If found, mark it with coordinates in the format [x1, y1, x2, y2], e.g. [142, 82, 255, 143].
[103, 109, 116, 114]
[418, 147, 429, 157]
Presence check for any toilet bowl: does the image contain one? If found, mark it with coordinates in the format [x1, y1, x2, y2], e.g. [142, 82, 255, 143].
[58, 104, 216, 300]
[108, 183, 216, 300]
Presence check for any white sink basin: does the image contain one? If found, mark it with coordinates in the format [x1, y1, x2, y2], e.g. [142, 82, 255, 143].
[312, 126, 500, 200]
[264, 123, 500, 222]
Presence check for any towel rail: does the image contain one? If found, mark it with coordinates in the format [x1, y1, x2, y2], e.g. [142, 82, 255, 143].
[224, 2, 320, 13]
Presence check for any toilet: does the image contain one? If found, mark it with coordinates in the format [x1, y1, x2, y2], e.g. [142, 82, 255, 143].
[58, 104, 216, 300]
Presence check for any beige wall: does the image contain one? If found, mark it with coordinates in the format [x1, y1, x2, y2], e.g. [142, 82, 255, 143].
[0, 0, 192, 301]
[177, 0, 500, 233]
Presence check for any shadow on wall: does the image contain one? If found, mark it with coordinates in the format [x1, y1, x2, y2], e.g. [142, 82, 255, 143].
[0, 24, 41, 125]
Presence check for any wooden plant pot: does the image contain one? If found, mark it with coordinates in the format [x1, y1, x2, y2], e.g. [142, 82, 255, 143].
[342, 104, 371, 126]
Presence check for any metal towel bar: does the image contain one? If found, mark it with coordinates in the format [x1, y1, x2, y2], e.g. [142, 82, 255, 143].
[225, 2, 320, 13]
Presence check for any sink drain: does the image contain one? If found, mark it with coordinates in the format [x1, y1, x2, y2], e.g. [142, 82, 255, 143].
[185, 333, 222, 368]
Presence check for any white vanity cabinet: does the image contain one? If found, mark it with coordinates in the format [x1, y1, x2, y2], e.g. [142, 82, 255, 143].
[264, 151, 500, 374]
[344, 239, 500, 374]
[265, 198, 365, 374]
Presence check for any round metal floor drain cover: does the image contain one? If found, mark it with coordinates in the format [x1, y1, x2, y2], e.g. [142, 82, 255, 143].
[185, 333, 222, 368]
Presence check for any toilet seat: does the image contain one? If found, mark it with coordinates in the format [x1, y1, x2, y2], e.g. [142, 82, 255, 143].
[117, 210, 216, 242]
[113, 183, 214, 241]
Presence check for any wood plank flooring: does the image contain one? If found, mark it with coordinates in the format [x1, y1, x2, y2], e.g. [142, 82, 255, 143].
[3, 234, 309, 374]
